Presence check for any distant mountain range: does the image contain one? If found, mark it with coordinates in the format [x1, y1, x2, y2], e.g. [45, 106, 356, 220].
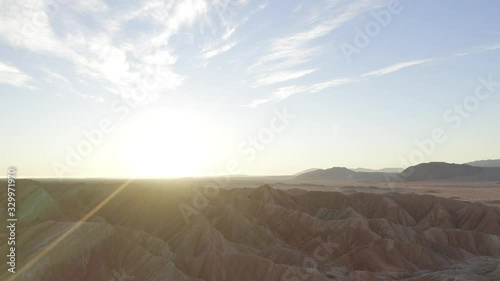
[296, 159, 500, 182]
[465, 159, 500, 167]
[352, 167, 403, 173]
[296, 167, 395, 181]
[399, 162, 483, 181]
[293, 168, 319, 176]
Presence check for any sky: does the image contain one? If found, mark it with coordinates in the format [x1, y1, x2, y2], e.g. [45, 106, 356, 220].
[1, 0, 499, 178]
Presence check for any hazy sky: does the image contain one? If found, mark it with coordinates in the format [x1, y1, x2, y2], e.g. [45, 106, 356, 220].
[1, 0, 499, 178]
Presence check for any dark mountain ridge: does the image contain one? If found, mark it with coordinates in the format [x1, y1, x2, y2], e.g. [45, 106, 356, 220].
[296, 162, 500, 182]
[466, 159, 500, 167]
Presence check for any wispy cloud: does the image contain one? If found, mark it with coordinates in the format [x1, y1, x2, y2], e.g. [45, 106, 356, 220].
[0, 61, 33, 88]
[253, 69, 317, 87]
[246, 0, 387, 88]
[292, 4, 302, 13]
[198, 0, 268, 66]
[0, 0, 271, 98]
[361, 59, 435, 77]
[200, 41, 238, 61]
[361, 42, 500, 79]
[40, 68, 74, 88]
[0, 0, 215, 102]
[247, 97, 274, 108]
[453, 43, 500, 57]
[247, 57, 436, 107]
[247, 77, 355, 108]
[212, 0, 268, 36]
[481, 44, 500, 51]
[39, 67, 103, 102]
[247, 40, 500, 108]
[68, 0, 109, 13]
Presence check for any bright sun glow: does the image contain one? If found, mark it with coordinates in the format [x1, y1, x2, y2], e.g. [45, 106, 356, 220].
[118, 109, 223, 178]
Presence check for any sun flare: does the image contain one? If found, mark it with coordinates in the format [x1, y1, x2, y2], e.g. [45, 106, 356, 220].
[118, 109, 220, 178]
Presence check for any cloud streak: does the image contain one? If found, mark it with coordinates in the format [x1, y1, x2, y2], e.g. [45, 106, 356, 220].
[361, 58, 434, 77]
[453, 43, 500, 57]
[198, 0, 268, 66]
[246, 0, 387, 88]
[200, 41, 238, 61]
[247, 77, 356, 108]
[247, 57, 434, 107]
[0, 0, 227, 102]
[247, 58, 433, 107]
[252, 69, 317, 87]
[0, 61, 33, 88]
[248, 41, 500, 107]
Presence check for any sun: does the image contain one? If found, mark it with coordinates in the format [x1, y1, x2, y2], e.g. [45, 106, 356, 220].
[118, 109, 221, 178]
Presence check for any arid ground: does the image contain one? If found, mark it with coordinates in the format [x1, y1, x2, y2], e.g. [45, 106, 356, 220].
[1, 178, 499, 281]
